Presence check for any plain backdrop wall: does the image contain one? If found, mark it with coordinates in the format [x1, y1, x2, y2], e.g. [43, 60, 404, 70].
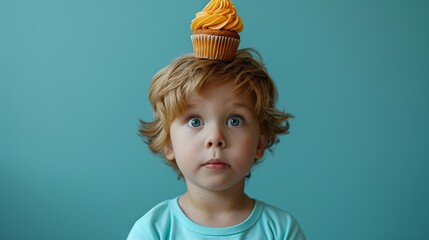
[1, 0, 428, 239]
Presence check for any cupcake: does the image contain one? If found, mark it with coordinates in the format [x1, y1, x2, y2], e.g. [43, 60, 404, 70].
[190, 0, 244, 61]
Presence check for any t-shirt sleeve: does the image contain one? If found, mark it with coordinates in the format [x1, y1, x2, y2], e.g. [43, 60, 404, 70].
[284, 216, 307, 240]
[126, 222, 153, 240]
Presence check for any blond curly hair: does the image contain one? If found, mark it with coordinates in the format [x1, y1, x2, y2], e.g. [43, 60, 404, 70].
[139, 48, 292, 176]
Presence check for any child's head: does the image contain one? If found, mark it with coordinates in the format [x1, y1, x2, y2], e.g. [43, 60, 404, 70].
[139, 48, 291, 176]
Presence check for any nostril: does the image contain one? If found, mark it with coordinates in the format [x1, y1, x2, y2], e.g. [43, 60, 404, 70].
[206, 138, 225, 148]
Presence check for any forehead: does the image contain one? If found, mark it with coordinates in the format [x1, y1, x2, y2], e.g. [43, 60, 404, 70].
[186, 82, 254, 111]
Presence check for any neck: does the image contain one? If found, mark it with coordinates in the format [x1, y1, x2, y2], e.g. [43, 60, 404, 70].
[178, 180, 255, 227]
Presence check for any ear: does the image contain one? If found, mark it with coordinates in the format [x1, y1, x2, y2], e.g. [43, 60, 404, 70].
[164, 143, 175, 161]
[255, 134, 266, 160]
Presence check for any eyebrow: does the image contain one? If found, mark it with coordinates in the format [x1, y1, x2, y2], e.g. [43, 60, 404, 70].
[229, 102, 254, 112]
[186, 102, 201, 109]
[186, 101, 253, 111]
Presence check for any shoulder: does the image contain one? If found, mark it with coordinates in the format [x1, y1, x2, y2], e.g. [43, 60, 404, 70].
[127, 199, 173, 240]
[258, 200, 296, 222]
[256, 200, 307, 240]
[137, 199, 171, 224]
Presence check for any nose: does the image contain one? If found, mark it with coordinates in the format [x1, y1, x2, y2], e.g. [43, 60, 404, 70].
[205, 124, 226, 149]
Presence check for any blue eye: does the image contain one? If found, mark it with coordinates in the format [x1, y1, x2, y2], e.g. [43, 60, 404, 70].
[187, 117, 203, 128]
[227, 116, 244, 127]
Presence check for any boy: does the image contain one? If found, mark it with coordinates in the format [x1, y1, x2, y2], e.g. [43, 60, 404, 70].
[127, 49, 306, 239]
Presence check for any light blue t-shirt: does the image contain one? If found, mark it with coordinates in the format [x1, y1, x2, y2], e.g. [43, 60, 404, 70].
[127, 197, 306, 240]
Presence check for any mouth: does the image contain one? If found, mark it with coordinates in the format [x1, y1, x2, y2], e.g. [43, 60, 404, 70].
[202, 159, 230, 170]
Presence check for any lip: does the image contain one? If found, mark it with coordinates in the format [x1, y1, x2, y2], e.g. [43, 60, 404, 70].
[202, 159, 230, 170]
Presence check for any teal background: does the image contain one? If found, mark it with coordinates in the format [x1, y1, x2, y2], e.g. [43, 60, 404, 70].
[1, 0, 428, 239]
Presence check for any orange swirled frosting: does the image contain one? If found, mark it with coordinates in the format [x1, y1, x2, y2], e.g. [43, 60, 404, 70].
[190, 0, 244, 32]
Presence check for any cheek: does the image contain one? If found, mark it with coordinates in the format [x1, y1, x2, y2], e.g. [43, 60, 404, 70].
[170, 126, 189, 147]
[170, 132, 200, 159]
[234, 128, 261, 147]
[232, 135, 260, 157]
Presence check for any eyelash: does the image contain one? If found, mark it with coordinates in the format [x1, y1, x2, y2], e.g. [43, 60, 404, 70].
[185, 115, 246, 128]
[226, 115, 245, 127]
[186, 116, 204, 128]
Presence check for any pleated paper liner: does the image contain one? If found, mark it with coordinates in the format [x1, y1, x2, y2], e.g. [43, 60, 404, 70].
[191, 34, 240, 61]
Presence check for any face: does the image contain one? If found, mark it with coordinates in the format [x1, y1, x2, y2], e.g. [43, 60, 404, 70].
[164, 82, 265, 192]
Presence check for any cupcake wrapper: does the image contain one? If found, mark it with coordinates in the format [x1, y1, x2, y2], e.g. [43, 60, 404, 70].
[191, 34, 240, 61]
